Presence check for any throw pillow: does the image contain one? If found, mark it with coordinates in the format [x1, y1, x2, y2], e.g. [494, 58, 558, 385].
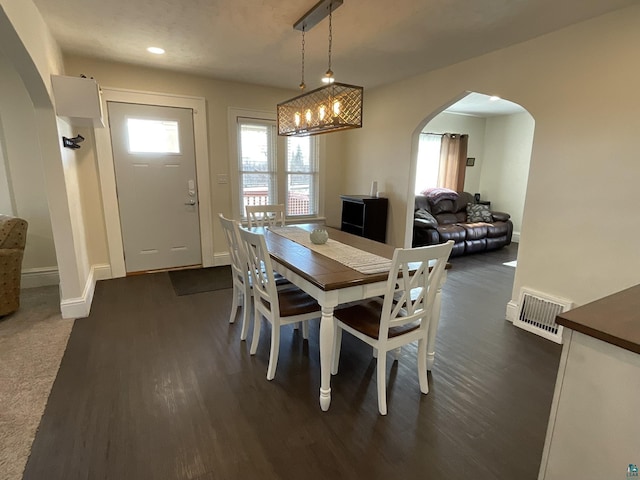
[414, 208, 438, 227]
[421, 187, 459, 204]
[467, 203, 493, 223]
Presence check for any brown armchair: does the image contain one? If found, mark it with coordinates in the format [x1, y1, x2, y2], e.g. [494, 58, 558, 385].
[0, 214, 28, 316]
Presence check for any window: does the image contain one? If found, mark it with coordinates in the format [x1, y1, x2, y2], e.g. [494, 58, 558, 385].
[238, 120, 277, 214]
[236, 116, 319, 219]
[414, 133, 442, 194]
[285, 136, 318, 216]
[127, 118, 180, 153]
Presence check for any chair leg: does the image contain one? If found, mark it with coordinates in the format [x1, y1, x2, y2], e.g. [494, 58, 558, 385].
[240, 285, 252, 341]
[331, 326, 342, 375]
[266, 324, 281, 381]
[229, 283, 240, 324]
[250, 308, 261, 355]
[301, 320, 309, 340]
[417, 338, 429, 394]
[376, 350, 388, 415]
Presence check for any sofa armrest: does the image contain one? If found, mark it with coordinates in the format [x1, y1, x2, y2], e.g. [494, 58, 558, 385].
[414, 218, 437, 229]
[412, 222, 440, 247]
[491, 211, 510, 222]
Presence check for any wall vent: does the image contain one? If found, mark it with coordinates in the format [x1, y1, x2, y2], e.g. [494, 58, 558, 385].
[514, 288, 573, 344]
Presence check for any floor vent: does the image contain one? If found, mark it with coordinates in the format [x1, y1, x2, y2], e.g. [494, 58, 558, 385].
[514, 288, 573, 344]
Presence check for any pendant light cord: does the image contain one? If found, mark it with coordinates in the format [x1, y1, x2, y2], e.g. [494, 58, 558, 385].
[327, 5, 333, 76]
[300, 27, 306, 90]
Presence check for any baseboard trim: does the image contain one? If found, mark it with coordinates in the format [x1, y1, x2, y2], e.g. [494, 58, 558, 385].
[21, 266, 59, 288]
[59, 264, 109, 319]
[506, 300, 518, 323]
[93, 263, 112, 281]
[213, 252, 231, 266]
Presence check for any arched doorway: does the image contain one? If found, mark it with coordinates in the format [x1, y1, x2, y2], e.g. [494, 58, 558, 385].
[406, 90, 535, 319]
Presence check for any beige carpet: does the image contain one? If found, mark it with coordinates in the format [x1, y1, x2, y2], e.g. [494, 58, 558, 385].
[0, 286, 74, 480]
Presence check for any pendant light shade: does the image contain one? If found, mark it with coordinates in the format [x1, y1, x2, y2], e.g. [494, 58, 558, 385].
[277, 0, 363, 137]
[277, 82, 363, 136]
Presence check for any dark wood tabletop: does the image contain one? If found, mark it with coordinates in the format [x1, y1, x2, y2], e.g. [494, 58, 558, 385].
[262, 224, 396, 291]
[556, 283, 640, 355]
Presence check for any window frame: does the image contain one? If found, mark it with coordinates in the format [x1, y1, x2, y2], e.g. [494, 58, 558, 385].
[228, 108, 324, 222]
[284, 135, 319, 218]
[237, 118, 278, 216]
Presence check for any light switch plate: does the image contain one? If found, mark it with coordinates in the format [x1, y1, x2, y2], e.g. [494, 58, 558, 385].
[217, 174, 229, 184]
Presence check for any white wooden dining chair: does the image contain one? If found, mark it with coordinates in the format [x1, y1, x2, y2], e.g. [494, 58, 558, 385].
[245, 204, 285, 228]
[218, 213, 253, 340]
[238, 228, 320, 380]
[331, 240, 454, 415]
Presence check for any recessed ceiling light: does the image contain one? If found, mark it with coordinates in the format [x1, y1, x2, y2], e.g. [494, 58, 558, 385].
[489, 96, 501, 101]
[147, 47, 165, 55]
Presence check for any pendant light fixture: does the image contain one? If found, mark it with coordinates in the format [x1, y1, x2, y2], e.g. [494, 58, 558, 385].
[277, 0, 363, 137]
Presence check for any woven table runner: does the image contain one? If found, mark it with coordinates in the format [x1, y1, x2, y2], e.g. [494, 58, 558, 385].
[268, 226, 392, 275]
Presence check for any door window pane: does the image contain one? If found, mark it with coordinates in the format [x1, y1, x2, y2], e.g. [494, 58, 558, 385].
[127, 118, 180, 154]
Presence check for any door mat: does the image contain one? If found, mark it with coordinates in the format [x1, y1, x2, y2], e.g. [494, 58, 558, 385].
[168, 265, 233, 296]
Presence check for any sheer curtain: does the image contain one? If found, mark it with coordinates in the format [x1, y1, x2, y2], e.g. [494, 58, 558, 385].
[438, 133, 468, 192]
[414, 133, 442, 194]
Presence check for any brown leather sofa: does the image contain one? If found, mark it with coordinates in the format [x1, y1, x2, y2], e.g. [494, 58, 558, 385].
[0, 214, 28, 316]
[412, 191, 512, 256]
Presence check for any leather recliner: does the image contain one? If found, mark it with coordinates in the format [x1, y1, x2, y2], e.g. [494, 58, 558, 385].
[412, 192, 512, 256]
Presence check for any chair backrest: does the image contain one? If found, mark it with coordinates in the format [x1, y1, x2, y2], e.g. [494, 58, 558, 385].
[245, 204, 285, 228]
[237, 227, 280, 317]
[218, 213, 248, 284]
[379, 240, 454, 341]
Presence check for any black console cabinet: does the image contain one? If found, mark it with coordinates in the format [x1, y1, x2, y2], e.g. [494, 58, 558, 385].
[340, 195, 388, 243]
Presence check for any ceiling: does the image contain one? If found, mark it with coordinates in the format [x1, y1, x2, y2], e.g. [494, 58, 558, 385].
[445, 92, 526, 117]
[32, 0, 636, 92]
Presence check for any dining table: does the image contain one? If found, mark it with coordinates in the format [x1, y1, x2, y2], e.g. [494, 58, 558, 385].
[258, 223, 448, 411]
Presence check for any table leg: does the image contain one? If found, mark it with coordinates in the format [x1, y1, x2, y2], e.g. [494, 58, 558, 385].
[427, 274, 445, 371]
[319, 305, 335, 411]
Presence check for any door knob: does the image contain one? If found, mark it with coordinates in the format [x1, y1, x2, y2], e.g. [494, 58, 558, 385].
[185, 200, 197, 206]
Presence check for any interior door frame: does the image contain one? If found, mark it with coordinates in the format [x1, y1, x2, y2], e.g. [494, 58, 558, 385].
[94, 87, 213, 278]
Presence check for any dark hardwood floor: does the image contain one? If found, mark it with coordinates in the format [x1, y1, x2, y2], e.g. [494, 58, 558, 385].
[23, 243, 561, 480]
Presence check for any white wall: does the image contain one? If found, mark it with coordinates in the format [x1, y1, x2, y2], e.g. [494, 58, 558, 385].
[0, 114, 14, 214]
[422, 111, 487, 194]
[342, 5, 640, 308]
[480, 112, 534, 236]
[0, 50, 57, 271]
[1, 0, 96, 316]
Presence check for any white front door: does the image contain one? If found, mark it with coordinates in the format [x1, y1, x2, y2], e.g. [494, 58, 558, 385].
[108, 102, 202, 273]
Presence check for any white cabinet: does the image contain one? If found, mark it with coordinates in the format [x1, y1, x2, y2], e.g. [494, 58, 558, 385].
[539, 330, 640, 479]
[51, 75, 104, 127]
[539, 285, 640, 480]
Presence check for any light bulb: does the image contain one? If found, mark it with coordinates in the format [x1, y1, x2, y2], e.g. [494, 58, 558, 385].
[294, 112, 301, 127]
[323, 69, 334, 84]
[305, 109, 312, 123]
[333, 100, 341, 116]
[319, 105, 326, 121]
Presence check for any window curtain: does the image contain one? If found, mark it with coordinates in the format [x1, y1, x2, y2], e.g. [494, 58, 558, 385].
[437, 133, 468, 192]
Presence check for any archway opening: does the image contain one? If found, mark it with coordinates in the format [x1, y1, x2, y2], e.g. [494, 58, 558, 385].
[406, 90, 535, 319]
